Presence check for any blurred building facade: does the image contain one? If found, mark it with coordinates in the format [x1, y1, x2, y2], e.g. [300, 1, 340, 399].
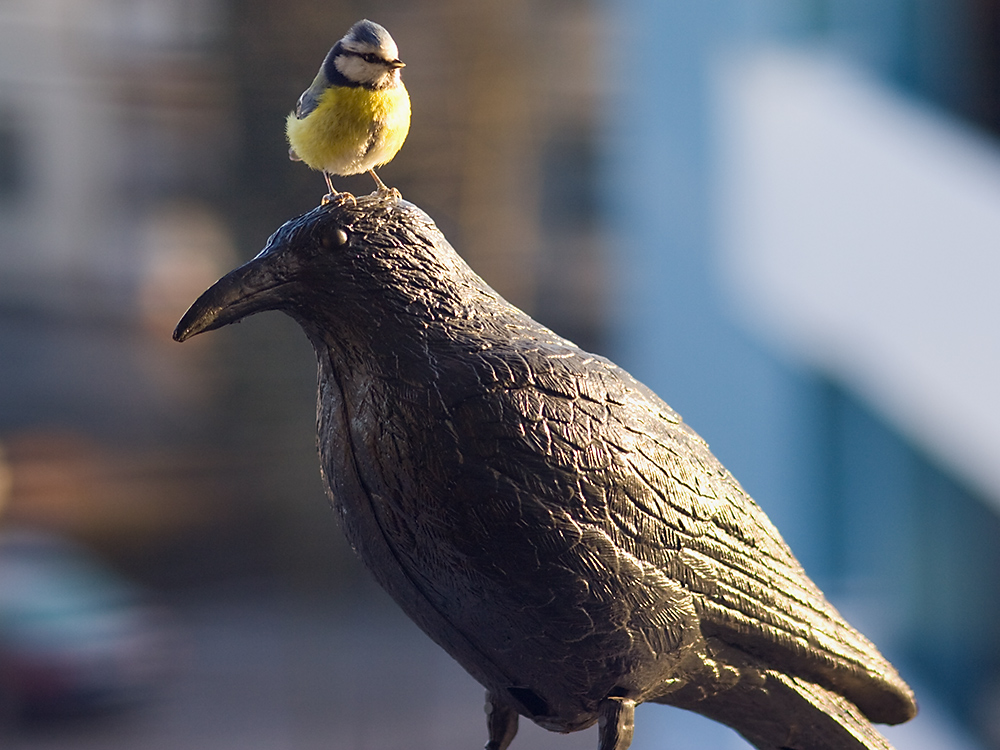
[0, 0, 250, 572]
[604, 2, 1000, 747]
[0, 0, 610, 586]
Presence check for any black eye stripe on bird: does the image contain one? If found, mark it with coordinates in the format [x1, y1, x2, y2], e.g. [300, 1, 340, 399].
[348, 51, 387, 65]
[174, 194, 917, 750]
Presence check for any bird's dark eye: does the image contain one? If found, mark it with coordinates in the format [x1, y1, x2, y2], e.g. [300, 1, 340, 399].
[361, 53, 380, 64]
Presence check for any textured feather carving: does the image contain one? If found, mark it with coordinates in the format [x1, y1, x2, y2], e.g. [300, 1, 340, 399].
[174, 194, 917, 750]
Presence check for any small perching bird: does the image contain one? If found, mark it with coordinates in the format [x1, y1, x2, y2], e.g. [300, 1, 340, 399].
[286, 19, 410, 202]
[174, 195, 917, 750]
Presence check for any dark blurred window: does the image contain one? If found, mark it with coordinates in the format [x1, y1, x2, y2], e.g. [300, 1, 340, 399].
[541, 127, 599, 232]
[0, 109, 25, 201]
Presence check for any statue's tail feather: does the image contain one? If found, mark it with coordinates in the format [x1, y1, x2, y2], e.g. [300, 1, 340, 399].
[659, 651, 899, 749]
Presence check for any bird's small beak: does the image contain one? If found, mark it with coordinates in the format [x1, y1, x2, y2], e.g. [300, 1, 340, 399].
[389, 59, 405, 69]
[173, 244, 291, 343]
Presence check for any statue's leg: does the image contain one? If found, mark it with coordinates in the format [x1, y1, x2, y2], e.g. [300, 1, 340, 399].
[485, 691, 519, 750]
[597, 697, 636, 750]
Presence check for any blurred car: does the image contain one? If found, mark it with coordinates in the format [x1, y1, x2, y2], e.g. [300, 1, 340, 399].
[0, 526, 173, 721]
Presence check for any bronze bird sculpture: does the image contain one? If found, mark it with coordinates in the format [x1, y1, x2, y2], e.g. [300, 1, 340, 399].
[174, 194, 917, 750]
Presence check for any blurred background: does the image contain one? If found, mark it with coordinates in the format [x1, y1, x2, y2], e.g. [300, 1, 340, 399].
[0, 0, 997, 748]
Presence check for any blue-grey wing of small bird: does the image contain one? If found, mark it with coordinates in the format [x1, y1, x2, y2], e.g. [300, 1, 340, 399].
[293, 84, 322, 121]
[173, 195, 917, 750]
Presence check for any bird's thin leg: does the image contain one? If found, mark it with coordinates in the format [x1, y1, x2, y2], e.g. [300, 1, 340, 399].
[597, 697, 635, 750]
[320, 172, 356, 207]
[320, 172, 339, 205]
[484, 691, 519, 750]
[368, 168, 389, 192]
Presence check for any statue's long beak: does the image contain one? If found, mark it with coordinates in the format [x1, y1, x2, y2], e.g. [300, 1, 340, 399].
[173, 243, 292, 343]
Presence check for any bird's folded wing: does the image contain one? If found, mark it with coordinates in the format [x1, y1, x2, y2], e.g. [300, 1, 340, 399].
[455, 339, 915, 725]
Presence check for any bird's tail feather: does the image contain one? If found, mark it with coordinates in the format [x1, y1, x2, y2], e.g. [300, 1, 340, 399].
[658, 647, 897, 750]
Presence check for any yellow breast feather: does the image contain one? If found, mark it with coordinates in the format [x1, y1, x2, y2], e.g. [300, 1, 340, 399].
[286, 85, 410, 177]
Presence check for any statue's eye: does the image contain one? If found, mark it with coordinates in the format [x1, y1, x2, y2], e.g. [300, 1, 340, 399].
[321, 227, 349, 250]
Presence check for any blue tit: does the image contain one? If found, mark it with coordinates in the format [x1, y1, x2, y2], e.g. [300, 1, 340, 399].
[286, 19, 411, 199]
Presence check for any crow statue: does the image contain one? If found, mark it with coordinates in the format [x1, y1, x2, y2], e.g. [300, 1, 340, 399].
[174, 194, 917, 750]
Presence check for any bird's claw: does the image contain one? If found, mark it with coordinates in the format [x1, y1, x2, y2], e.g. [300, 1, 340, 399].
[374, 186, 402, 201]
[321, 191, 357, 207]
